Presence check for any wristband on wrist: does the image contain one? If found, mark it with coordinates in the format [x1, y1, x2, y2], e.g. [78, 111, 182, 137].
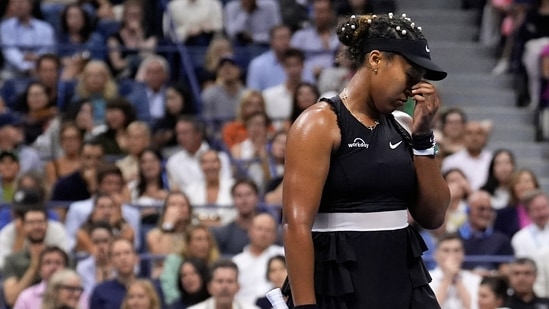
[413, 144, 439, 157]
[294, 305, 320, 309]
[411, 131, 435, 150]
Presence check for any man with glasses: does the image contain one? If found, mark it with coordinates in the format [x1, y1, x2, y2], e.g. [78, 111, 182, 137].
[457, 190, 513, 274]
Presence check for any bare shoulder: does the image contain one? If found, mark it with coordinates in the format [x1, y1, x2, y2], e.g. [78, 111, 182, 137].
[289, 101, 340, 144]
[392, 110, 412, 135]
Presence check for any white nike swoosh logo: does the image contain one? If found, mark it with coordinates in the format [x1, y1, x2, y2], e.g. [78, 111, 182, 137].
[389, 141, 403, 149]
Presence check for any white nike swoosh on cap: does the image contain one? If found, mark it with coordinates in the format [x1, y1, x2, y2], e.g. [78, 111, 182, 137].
[389, 141, 403, 149]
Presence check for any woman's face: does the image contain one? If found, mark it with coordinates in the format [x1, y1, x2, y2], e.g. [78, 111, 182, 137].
[139, 151, 161, 179]
[296, 86, 317, 111]
[125, 283, 151, 309]
[180, 262, 203, 294]
[442, 112, 465, 139]
[60, 126, 82, 155]
[76, 102, 94, 129]
[92, 196, 114, 222]
[188, 228, 211, 259]
[513, 171, 537, 200]
[165, 194, 190, 223]
[246, 114, 268, 140]
[241, 96, 264, 119]
[84, 65, 108, 93]
[478, 284, 504, 309]
[445, 170, 471, 196]
[270, 133, 287, 160]
[493, 152, 515, 185]
[56, 276, 83, 309]
[267, 259, 287, 289]
[166, 88, 184, 115]
[200, 151, 221, 181]
[66, 6, 84, 33]
[27, 84, 49, 111]
[106, 108, 126, 130]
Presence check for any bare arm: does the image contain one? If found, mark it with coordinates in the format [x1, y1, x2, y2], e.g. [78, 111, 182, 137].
[3, 244, 43, 306]
[283, 103, 339, 306]
[409, 82, 450, 229]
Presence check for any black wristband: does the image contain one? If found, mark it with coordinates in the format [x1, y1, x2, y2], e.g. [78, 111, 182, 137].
[412, 131, 435, 150]
[294, 305, 320, 309]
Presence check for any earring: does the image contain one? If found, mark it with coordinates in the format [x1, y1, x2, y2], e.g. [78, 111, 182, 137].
[373, 68, 378, 74]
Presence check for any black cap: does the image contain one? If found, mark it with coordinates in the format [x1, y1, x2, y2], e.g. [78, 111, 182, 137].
[0, 150, 19, 162]
[12, 188, 44, 211]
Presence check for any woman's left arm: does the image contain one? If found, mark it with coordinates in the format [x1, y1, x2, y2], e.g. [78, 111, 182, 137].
[409, 82, 450, 229]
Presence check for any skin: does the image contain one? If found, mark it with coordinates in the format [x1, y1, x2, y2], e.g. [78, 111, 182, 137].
[180, 262, 203, 294]
[208, 267, 240, 309]
[433, 239, 472, 308]
[478, 284, 505, 309]
[508, 262, 537, 301]
[56, 276, 83, 308]
[125, 283, 152, 309]
[282, 50, 450, 305]
[267, 259, 287, 289]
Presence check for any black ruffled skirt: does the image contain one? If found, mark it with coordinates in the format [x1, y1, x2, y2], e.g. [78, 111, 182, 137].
[285, 225, 439, 309]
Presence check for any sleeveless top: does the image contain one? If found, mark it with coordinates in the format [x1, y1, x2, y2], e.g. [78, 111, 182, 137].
[318, 96, 417, 213]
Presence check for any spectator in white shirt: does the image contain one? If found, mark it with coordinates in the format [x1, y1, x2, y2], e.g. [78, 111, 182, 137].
[512, 189, 549, 258]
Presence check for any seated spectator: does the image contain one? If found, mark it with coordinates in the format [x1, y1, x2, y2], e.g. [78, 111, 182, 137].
[317, 45, 357, 96]
[129, 148, 168, 220]
[480, 149, 516, 210]
[57, 4, 104, 80]
[511, 189, 549, 258]
[116, 121, 151, 182]
[93, 97, 137, 156]
[76, 221, 116, 295]
[0, 0, 55, 78]
[120, 279, 162, 309]
[223, 0, 281, 46]
[75, 192, 135, 254]
[33, 54, 75, 111]
[457, 190, 514, 274]
[0, 189, 68, 273]
[429, 233, 482, 309]
[255, 255, 287, 309]
[170, 258, 211, 308]
[0, 113, 43, 174]
[0, 150, 21, 203]
[44, 121, 83, 190]
[14, 81, 58, 145]
[505, 258, 549, 308]
[160, 224, 220, 305]
[232, 213, 284, 306]
[72, 60, 119, 125]
[79, 0, 115, 21]
[477, 276, 509, 309]
[443, 168, 472, 233]
[146, 192, 192, 278]
[163, 0, 223, 46]
[50, 140, 105, 203]
[90, 238, 139, 309]
[106, 0, 157, 78]
[196, 36, 234, 88]
[212, 179, 259, 255]
[286, 81, 320, 127]
[185, 150, 236, 227]
[151, 82, 197, 152]
[41, 269, 87, 309]
[221, 90, 268, 149]
[263, 130, 288, 205]
[435, 107, 467, 159]
[494, 168, 540, 238]
[135, 55, 170, 124]
[534, 247, 549, 297]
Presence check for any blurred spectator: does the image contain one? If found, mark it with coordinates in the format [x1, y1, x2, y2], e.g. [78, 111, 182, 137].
[145, 192, 192, 278]
[160, 224, 220, 305]
[429, 233, 482, 309]
[224, 0, 281, 46]
[221, 90, 267, 149]
[278, 0, 308, 32]
[170, 258, 211, 308]
[289, 0, 339, 81]
[151, 82, 196, 152]
[11, 246, 72, 309]
[165, 116, 232, 192]
[14, 81, 58, 144]
[44, 121, 83, 190]
[505, 257, 549, 308]
[480, 149, 516, 210]
[0, 0, 55, 78]
[477, 276, 509, 309]
[494, 168, 540, 238]
[197, 36, 234, 89]
[534, 247, 549, 297]
[336, 0, 374, 15]
[212, 179, 259, 255]
[443, 168, 472, 233]
[106, 0, 156, 78]
[120, 279, 162, 309]
[50, 140, 103, 203]
[64, 164, 139, 251]
[76, 221, 115, 295]
[79, 0, 115, 20]
[0, 150, 21, 203]
[263, 48, 306, 128]
[442, 120, 493, 190]
[255, 255, 287, 309]
[75, 192, 135, 254]
[90, 238, 139, 309]
[73, 60, 119, 125]
[93, 97, 137, 155]
[201, 55, 247, 123]
[263, 130, 288, 205]
[511, 189, 549, 258]
[317, 45, 358, 96]
[458, 190, 514, 274]
[136, 55, 170, 123]
[0, 113, 43, 174]
[435, 107, 467, 159]
[184, 150, 235, 227]
[41, 269, 87, 309]
[129, 148, 168, 215]
[287, 81, 320, 125]
[163, 0, 223, 46]
[33, 54, 75, 111]
[116, 121, 150, 182]
[232, 213, 284, 306]
[188, 259, 258, 309]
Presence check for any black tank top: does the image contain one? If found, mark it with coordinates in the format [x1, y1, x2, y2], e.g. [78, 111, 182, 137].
[318, 96, 417, 213]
